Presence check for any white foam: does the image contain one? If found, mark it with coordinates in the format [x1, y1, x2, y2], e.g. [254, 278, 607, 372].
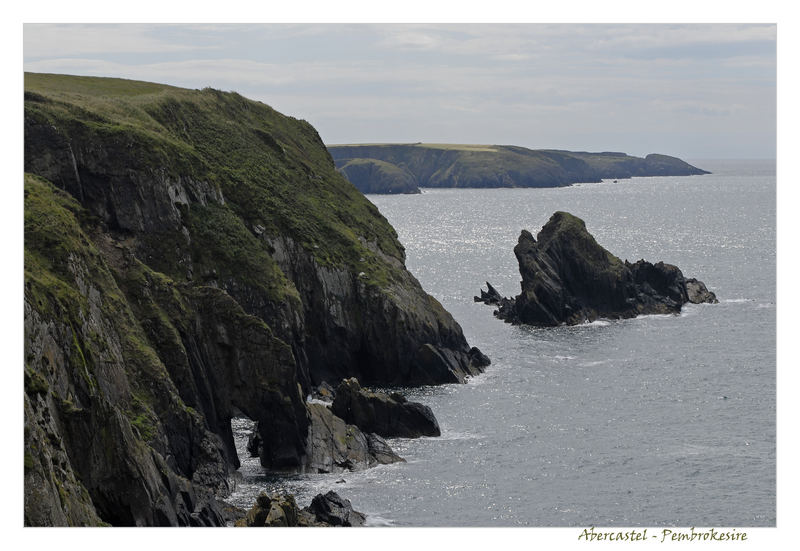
[364, 514, 395, 526]
[723, 298, 753, 303]
[305, 397, 331, 407]
[576, 319, 610, 327]
[680, 304, 698, 317]
[437, 430, 483, 441]
[632, 313, 675, 321]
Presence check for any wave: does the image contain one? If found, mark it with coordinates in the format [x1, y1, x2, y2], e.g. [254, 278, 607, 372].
[577, 319, 610, 327]
[390, 430, 482, 443]
[629, 313, 676, 321]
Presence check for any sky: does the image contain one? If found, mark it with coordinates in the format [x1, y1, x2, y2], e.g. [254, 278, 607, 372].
[7, 9, 799, 549]
[23, 23, 776, 159]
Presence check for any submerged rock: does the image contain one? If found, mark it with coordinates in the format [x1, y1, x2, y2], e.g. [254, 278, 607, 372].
[331, 378, 441, 438]
[479, 211, 717, 326]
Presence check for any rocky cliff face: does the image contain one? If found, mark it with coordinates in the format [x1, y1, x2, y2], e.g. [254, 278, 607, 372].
[328, 144, 709, 194]
[23, 73, 488, 526]
[476, 211, 717, 325]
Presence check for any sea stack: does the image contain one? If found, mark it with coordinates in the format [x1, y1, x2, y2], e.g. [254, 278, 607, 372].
[476, 211, 717, 325]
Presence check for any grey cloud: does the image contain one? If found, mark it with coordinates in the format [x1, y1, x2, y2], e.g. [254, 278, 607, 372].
[22, 23, 776, 159]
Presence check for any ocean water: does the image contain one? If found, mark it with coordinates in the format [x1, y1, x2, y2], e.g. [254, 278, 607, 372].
[228, 159, 776, 526]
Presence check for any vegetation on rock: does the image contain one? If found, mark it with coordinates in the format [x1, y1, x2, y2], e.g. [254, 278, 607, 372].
[24, 73, 488, 526]
[328, 143, 709, 194]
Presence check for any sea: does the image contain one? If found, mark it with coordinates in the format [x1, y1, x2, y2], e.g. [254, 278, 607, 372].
[228, 159, 776, 527]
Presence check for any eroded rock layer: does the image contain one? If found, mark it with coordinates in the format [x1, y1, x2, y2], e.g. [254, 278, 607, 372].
[24, 73, 488, 525]
[477, 211, 717, 326]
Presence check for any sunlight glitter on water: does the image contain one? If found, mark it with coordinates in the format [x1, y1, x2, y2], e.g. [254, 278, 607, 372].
[228, 161, 775, 526]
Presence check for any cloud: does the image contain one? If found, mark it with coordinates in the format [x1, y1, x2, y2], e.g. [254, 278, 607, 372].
[23, 24, 215, 58]
[22, 23, 777, 158]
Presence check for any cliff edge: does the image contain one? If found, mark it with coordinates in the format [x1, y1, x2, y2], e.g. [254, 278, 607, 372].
[23, 73, 489, 525]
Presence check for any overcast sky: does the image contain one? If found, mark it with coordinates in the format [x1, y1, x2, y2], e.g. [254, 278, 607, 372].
[23, 23, 776, 159]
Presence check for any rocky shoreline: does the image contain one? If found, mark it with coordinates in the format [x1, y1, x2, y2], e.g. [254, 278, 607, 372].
[476, 211, 718, 326]
[234, 490, 367, 527]
[227, 377, 444, 525]
[23, 73, 488, 526]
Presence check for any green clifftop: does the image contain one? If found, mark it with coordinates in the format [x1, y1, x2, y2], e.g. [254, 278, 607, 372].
[328, 143, 709, 194]
[24, 73, 489, 525]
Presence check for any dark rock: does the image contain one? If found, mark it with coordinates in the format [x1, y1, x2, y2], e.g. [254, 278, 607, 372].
[685, 277, 718, 304]
[246, 421, 262, 458]
[235, 492, 300, 527]
[303, 402, 404, 472]
[468, 347, 491, 369]
[332, 378, 441, 438]
[305, 491, 366, 527]
[366, 433, 406, 465]
[479, 211, 717, 326]
[215, 499, 248, 524]
[304, 403, 371, 473]
[24, 75, 486, 526]
[474, 281, 504, 305]
[312, 381, 337, 403]
[237, 490, 366, 527]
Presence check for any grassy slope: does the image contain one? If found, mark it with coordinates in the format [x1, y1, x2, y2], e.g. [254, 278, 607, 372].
[328, 143, 707, 192]
[338, 158, 419, 193]
[25, 73, 405, 291]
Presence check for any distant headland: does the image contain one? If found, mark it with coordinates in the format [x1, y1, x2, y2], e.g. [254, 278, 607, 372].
[327, 143, 709, 194]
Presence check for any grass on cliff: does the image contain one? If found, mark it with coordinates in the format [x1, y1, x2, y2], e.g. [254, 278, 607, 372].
[25, 72, 406, 290]
[24, 173, 198, 447]
[328, 143, 699, 189]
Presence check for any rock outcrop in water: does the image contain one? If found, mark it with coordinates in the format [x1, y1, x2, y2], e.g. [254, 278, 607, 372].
[248, 407, 404, 474]
[331, 377, 441, 438]
[476, 212, 717, 325]
[23, 73, 488, 526]
[304, 402, 405, 473]
[328, 144, 710, 194]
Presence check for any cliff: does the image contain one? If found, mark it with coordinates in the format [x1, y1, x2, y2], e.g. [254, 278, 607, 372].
[23, 73, 489, 525]
[327, 143, 709, 194]
[476, 212, 717, 325]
